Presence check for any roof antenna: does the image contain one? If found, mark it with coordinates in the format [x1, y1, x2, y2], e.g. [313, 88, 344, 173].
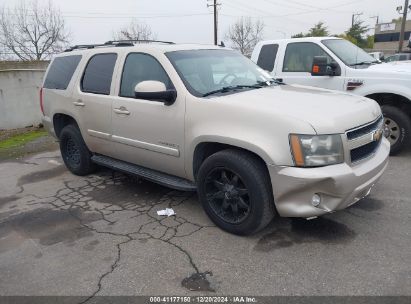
[219, 41, 225, 47]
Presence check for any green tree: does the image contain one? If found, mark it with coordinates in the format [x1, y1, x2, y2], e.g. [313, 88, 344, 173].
[307, 22, 329, 37]
[291, 32, 305, 38]
[365, 35, 374, 49]
[345, 20, 369, 48]
[292, 22, 329, 38]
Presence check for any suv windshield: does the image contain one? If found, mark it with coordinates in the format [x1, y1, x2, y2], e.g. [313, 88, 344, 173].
[166, 49, 275, 97]
[322, 39, 378, 67]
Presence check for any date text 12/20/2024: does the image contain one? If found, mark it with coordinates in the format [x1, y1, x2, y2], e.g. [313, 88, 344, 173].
[149, 296, 257, 303]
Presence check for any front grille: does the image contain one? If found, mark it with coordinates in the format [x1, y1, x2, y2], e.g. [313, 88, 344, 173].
[350, 139, 382, 163]
[346, 115, 383, 164]
[347, 116, 383, 140]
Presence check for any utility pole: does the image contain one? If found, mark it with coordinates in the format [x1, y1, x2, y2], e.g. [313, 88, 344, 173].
[398, 0, 409, 52]
[352, 12, 363, 26]
[207, 0, 220, 45]
[370, 15, 379, 25]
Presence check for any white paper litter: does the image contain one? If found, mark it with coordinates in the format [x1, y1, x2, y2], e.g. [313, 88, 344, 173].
[48, 159, 61, 165]
[157, 208, 176, 217]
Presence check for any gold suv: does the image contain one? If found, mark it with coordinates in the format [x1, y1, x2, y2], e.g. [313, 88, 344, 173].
[41, 40, 390, 235]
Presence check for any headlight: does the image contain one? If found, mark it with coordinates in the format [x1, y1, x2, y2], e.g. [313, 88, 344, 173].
[289, 134, 344, 167]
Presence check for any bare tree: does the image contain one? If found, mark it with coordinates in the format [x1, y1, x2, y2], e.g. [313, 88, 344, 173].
[0, 0, 69, 61]
[225, 17, 264, 57]
[113, 19, 157, 41]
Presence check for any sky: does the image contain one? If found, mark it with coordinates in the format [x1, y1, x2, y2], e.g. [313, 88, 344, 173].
[1, 0, 409, 46]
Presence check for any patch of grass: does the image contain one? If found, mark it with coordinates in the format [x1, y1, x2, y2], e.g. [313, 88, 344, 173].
[0, 129, 48, 149]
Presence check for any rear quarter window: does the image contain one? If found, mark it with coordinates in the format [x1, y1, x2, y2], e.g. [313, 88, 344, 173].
[256, 44, 278, 72]
[81, 53, 117, 95]
[43, 55, 82, 90]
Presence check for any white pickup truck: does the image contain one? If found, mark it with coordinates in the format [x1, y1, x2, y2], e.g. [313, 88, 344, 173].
[251, 37, 411, 154]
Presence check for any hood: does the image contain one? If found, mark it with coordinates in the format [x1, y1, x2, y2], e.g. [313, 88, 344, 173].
[217, 84, 381, 134]
[366, 61, 411, 74]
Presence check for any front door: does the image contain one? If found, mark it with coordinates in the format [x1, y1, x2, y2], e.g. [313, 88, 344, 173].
[277, 42, 345, 91]
[110, 52, 186, 178]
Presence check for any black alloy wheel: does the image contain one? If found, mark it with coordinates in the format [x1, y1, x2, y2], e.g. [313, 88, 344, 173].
[205, 167, 251, 224]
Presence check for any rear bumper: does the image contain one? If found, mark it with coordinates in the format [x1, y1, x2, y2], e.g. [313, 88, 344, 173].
[42, 116, 57, 139]
[268, 138, 390, 218]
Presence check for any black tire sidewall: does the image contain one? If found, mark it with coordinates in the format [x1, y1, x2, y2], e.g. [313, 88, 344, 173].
[382, 106, 411, 155]
[60, 124, 95, 176]
[197, 150, 274, 235]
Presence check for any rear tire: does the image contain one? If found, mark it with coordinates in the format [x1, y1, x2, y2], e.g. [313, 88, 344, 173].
[59, 124, 96, 176]
[197, 149, 275, 235]
[381, 105, 411, 155]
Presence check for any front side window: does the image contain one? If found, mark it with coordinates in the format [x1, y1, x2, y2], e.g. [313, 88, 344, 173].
[257, 44, 279, 72]
[44, 55, 82, 90]
[283, 42, 332, 72]
[120, 53, 172, 98]
[81, 53, 117, 95]
[166, 49, 274, 97]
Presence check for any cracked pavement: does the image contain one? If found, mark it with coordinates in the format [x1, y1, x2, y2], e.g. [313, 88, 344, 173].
[0, 149, 410, 299]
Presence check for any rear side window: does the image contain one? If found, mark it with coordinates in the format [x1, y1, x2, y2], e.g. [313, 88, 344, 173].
[81, 53, 117, 95]
[256, 44, 278, 72]
[43, 55, 82, 90]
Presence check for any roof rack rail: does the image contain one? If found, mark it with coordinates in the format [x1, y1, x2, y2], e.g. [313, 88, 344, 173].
[64, 39, 175, 52]
[105, 39, 175, 45]
[64, 44, 109, 52]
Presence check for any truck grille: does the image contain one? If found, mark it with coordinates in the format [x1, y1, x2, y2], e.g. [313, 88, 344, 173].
[346, 116, 383, 140]
[346, 116, 383, 164]
[350, 139, 382, 163]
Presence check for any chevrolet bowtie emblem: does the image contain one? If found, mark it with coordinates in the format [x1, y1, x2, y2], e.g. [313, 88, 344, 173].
[372, 129, 383, 142]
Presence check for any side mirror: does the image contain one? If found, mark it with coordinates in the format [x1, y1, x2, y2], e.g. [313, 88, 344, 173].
[134, 81, 177, 105]
[311, 56, 340, 76]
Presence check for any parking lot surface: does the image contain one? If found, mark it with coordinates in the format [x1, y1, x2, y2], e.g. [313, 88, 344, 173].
[0, 148, 410, 298]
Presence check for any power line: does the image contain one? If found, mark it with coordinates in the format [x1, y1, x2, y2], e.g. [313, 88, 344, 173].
[3, 7, 212, 19]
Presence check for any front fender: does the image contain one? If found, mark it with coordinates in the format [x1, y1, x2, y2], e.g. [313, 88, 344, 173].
[355, 84, 411, 102]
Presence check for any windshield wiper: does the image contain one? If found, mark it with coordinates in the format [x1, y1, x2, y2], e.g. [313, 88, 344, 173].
[202, 84, 264, 97]
[350, 60, 379, 66]
[256, 79, 280, 86]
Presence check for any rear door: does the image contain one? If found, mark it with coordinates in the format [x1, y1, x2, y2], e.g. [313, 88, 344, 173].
[72, 52, 118, 156]
[276, 42, 345, 90]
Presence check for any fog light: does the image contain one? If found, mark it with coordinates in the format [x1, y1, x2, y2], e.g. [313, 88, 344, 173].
[311, 194, 321, 207]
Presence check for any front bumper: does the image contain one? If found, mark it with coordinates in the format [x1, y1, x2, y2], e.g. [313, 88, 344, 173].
[268, 138, 390, 218]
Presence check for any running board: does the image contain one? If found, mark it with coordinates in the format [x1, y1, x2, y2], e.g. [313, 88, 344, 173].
[91, 155, 197, 192]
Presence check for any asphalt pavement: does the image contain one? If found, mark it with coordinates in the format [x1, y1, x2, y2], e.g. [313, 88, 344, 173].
[0, 148, 410, 299]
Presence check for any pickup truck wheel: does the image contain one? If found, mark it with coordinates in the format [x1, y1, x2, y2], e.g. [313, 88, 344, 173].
[60, 124, 96, 176]
[197, 149, 274, 235]
[381, 105, 411, 155]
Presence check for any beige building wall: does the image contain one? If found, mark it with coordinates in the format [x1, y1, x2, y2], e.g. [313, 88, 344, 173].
[374, 20, 411, 54]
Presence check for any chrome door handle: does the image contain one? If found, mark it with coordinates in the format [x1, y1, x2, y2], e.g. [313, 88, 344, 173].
[113, 106, 130, 115]
[73, 99, 85, 107]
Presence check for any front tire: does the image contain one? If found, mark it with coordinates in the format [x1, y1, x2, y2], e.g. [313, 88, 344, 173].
[381, 105, 411, 155]
[59, 124, 96, 176]
[197, 149, 275, 235]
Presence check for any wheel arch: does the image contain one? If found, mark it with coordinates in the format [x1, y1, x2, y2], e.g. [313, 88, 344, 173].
[191, 140, 271, 181]
[365, 92, 411, 117]
[53, 113, 79, 139]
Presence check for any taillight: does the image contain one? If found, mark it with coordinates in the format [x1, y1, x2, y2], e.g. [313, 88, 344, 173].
[40, 87, 44, 115]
